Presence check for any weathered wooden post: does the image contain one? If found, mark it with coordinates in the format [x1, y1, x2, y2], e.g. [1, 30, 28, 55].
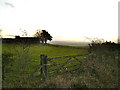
[40, 54, 48, 79]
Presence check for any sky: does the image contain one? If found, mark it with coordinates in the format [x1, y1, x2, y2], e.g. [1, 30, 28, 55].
[0, 0, 119, 42]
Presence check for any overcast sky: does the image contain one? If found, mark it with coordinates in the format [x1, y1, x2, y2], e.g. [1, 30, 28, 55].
[0, 0, 119, 42]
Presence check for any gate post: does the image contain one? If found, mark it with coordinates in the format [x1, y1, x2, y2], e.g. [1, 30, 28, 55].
[40, 54, 48, 79]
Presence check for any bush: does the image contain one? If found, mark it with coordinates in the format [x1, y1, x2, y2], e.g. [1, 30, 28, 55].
[86, 40, 119, 88]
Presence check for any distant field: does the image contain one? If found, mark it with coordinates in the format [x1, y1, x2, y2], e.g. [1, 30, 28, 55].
[50, 41, 89, 46]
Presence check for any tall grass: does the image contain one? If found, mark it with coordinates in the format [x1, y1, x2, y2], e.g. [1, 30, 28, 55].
[37, 49, 119, 88]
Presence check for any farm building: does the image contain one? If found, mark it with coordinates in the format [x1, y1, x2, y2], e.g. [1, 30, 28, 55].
[2, 36, 40, 43]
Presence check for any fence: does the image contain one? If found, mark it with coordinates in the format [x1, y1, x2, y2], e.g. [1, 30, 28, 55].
[30, 53, 90, 79]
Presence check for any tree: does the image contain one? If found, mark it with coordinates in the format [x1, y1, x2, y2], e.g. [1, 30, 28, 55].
[34, 30, 53, 44]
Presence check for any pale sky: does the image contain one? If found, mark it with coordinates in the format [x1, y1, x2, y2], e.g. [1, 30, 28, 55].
[0, 0, 119, 42]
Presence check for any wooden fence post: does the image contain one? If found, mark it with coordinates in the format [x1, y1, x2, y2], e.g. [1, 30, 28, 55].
[40, 54, 48, 79]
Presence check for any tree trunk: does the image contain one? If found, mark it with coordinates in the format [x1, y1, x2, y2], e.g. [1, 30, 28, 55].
[39, 37, 44, 44]
[45, 39, 47, 44]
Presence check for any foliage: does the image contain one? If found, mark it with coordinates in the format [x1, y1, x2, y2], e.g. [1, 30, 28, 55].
[88, 40, 119, 53]
[34, 30, 53, 44]
[33, 29, 42, 37]
[86, 40, 119, 88]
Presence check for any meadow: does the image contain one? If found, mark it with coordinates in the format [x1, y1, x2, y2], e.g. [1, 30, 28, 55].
[2, 42, 119, 88]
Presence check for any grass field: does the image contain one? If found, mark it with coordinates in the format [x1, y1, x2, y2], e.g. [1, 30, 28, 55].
[2, 43, 89, 88]
[2, 42, 119, 88]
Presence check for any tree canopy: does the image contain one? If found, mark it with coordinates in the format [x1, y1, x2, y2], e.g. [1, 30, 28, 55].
[34, 30, 53, 44]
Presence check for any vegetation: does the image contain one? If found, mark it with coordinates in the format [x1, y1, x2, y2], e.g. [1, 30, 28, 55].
[34, 30, 53, 44]
[2, 41, 119, 88]
[2, 43, 87, 88]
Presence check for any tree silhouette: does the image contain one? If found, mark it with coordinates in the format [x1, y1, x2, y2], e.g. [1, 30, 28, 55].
[34, 30, 53, 44]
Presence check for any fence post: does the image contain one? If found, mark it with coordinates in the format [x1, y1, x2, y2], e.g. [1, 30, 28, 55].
[40, 54, 48, 79]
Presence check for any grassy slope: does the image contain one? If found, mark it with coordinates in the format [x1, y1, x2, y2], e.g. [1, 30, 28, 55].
[30, 44, 88, 58]
[2, 43, 88, 71]
[2, 43, 89, 88]
[2, 43, 88, 61]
